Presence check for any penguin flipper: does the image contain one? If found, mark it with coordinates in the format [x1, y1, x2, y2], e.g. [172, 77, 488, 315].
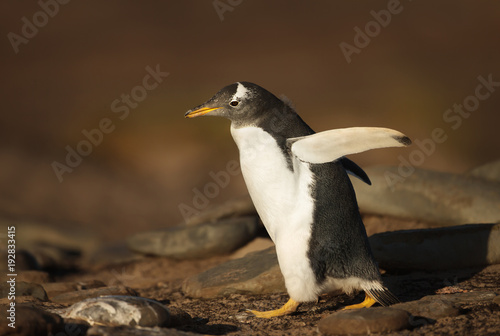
[340, 157, 371, 185]
[288, 127, 411, 164]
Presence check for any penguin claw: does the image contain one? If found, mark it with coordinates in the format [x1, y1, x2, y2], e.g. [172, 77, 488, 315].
[342, 293, 377, 310]
[244, 298, 300, 318]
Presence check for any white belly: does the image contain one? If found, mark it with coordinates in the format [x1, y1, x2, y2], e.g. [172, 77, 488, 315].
[230, 125, 320, 301]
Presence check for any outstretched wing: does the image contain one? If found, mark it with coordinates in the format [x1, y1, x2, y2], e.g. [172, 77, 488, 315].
[287, 127, 411, 164]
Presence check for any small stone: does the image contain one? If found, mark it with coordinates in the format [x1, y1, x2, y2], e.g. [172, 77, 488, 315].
[0, 305, 64, 336]
[62, 296, 170, 327]
[0, 281, 48, 301]
[51, 286, 137, 305]
[351, 166, 500, 225]
[183, 247, 286, 298]
[184, 194, 256, 226]
[127, 216, 260, 259]
[393, 298, 459, 320]
[318, 307, 411, 335]
[369, 223, 500, 271]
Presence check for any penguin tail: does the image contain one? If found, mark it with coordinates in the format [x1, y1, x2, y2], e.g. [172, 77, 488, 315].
[366, 286, 400, 306]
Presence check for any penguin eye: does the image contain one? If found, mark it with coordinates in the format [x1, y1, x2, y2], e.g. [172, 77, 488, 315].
[230, 100, 239, 107]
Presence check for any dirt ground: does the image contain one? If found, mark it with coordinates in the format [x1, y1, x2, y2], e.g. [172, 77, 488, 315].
[41, 249, 500, 336]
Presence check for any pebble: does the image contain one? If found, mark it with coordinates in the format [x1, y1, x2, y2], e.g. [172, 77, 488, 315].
[127, 216, 260, 259]
[184, 194, 256, 226]
[318, 307, 411, 335]
[183, 247, 286, 298]
[62, 295, 171, 327]
[0, 305, 64, 336]
[369, 223, 500, 271]
[51, 286, 137, 305]
[351, 166, 500, 225]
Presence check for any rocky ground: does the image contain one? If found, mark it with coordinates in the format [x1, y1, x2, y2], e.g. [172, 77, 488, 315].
[1, 161, 500, 335]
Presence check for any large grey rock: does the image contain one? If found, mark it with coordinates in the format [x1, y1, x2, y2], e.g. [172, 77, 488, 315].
[427, 291, 498, 305]
[392, 297, 460, 321]
[369, 223, 500, 271]
[318, 307, 411, 335]
[182, 247, 286, 298]
[352, 166, 500, 225]
[392, 292, 498, 326]
[467, 159, 500, 182]
[184, 195, 256, 226]
[62, 296, 170, 327]
[127, 216, 260, 259]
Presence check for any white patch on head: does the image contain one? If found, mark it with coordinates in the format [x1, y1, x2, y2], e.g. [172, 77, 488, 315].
[231, 82, 250, 102]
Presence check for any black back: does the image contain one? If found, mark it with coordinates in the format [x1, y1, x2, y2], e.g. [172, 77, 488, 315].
[307, 162, 381, 283]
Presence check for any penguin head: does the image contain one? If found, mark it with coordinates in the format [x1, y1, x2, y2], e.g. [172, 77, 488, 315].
[185, 82, 284, 127]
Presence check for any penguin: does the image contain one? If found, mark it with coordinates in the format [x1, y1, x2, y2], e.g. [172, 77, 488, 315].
[185, 82, 411, 318]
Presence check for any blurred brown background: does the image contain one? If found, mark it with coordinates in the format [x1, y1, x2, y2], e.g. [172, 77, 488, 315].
[1, 1, 499, 241]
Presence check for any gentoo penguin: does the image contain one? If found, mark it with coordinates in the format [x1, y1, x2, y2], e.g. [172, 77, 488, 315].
[185, 82, 411, 318]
